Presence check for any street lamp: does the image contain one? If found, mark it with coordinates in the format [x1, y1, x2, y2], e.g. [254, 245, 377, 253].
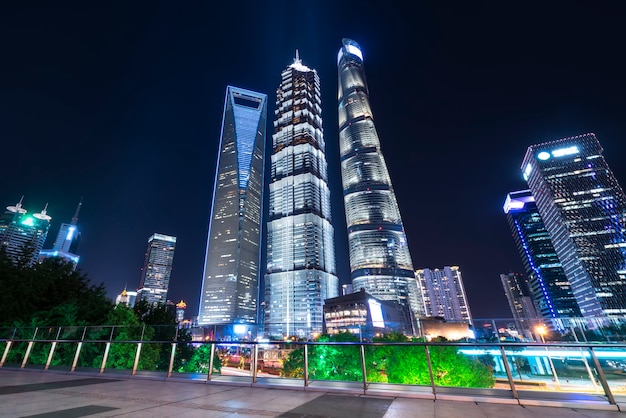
[535, 325, 561, 390]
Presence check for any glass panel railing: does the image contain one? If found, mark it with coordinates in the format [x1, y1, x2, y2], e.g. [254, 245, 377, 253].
[306, 342, 361, 383]
[428, 344, 497, 390]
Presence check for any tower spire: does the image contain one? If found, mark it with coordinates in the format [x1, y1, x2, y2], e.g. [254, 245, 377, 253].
[71, 198, 83, 225]
[7, 196, 27, 214]
[34, 203, 52, 221]
[294, 49, 300, 64]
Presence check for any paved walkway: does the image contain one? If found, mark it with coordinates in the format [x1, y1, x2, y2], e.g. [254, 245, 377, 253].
[1, 369, 624, 417]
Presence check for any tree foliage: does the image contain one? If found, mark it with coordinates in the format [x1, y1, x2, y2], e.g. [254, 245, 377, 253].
[0, 251, 113, 327]
[280, 332, 495, 388]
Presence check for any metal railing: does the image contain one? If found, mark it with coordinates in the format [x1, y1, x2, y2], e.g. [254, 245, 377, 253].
[1, 325, 625, 410]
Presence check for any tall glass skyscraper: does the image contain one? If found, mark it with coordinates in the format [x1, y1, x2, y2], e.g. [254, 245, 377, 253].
[500, 272, 539, 338]
[0, 198, 51, 266]
[265, 52, 338, 339]
[137, 233, 176, 305]
[522, 133, 626, 317]
[198, 86, 267, 330]
[337, 39, 424, 326]
[503, 190, 581, 319]
[416, 266, 472, 324]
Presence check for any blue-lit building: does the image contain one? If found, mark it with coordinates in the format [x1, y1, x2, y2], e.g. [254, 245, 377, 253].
[137, 233, 176, 305]
[264, 52, 339, 339]
[521, 133, 626, 317]
[503, 190, 581, 320]
[39, 200, 82, 269]
[0, 198, 52, 266]
[337, 39, 424, 332]
[198, 86, 267, 336]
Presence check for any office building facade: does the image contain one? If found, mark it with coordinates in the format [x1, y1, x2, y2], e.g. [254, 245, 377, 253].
[265, 52, 338, 339]
[337, 38, 424, 326]
[198, 86, 267, 330]
[500, 272, 539, 338]
[137, 233, 176, 305]
[39, 200, 82, 269]
[503, 190, 581, 319]
[0, 198, 51, 266]
[416, 266, 472, 324]
[522, 133, 626, 316]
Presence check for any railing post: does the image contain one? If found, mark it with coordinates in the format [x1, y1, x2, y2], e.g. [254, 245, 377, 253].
[168, 343, 176, 378]
[588, 347, 616, 405]
[424, 344, 437, 398]
[360, 343, 368, 391]
[207, 342, 215, 382]
[71, 342, 83, 372]
[45, 342, 57, 370]
[304, 344, 309, 387]
[1, 341, 12, 367]
[100, 343, 110, 373]
[252, 343, 258, 384]
[499, 345, 519, 400]
[132, 342, 142, 375]
[21, 327, 38, 369]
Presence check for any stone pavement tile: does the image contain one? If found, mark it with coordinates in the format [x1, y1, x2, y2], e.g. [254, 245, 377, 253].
[276, 394, 393, 418]
[383, 397, 435, 417]
[435, 400, 487, 418]
[524, 406, 620, 418]
[476, 402, 536, 418]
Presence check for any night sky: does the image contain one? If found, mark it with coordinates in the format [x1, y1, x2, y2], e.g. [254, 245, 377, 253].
[2, 2, 625, 319]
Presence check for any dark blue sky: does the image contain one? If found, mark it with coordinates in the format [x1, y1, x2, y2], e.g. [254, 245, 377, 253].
[1, 1, 625, 318]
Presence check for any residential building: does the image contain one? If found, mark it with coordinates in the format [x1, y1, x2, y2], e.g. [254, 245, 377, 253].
[416, 266, 472, 324]
[500, 272, 539, 338]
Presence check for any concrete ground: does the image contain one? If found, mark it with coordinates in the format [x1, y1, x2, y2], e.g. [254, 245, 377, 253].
[1, 369, 624, 417]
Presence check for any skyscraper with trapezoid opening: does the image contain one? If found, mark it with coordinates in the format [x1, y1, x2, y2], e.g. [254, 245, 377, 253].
[265, 51, 339, 339]
[337, 38, 424, 332]
[198, 86, 267, 336]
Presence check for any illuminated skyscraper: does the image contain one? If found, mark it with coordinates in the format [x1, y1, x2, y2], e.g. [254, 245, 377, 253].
[265, 52, 338, 339]
[337, 38, 424, 326]
[198, 86, 267, 331]
[39, 200, 82, 268]
[522, 133, 626, 317]
[503, 190, 580, 319]
[137, 233, 176, 305]
[0, 197, 51, 265]
[416, 266, 472, 324]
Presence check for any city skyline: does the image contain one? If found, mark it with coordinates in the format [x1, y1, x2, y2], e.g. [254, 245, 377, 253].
[1, 2, 625, 318]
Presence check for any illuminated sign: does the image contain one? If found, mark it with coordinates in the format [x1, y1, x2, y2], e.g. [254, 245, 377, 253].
[537, 151, 551, 160]
[368, 299, 385, 328]
[66, 226, 76, 241]
[233, 324, 247, 334]
[551, 145, 579, 158]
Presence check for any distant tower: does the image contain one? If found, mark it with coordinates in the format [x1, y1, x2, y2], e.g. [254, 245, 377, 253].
[0, 197, 51, 265]
[264, 51, 339, 339]
[416, 266, 473, 324]
[522, 133, 626, 317]
[198, 86, 267, 334]
[176, 300, 186, 323]
[503, 190, 581, 319]
[137, 233, 177, 305]
[39, 199, 82, 268]
[115, 286, 137, 307]
[337, 38, 424, 328]
[500, 272, 539, 338]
